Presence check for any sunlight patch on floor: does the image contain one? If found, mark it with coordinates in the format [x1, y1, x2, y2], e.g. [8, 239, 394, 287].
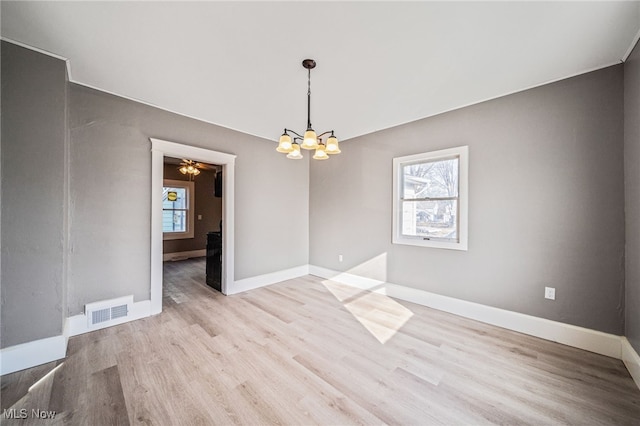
[28, 362, 64, 392]
[322, 280, 413, 344]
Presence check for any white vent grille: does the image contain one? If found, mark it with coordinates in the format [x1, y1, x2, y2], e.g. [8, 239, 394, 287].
[92, 308, 111, 325]
[86, 296, 133, 328]
[111, 304, 128, 319]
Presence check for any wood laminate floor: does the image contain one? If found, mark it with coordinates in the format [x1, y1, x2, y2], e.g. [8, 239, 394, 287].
[2, 258, 640, 425]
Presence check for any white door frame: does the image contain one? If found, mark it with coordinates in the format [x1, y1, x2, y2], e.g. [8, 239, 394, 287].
[150, 138, 236, 315]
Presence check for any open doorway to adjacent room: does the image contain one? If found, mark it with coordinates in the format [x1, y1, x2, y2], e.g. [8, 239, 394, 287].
[150, 138, 236, 315]
[162, 157, 223, 292]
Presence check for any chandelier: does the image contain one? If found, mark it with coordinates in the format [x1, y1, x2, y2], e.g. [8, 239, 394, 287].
[276, 59, 340, 160]
[178, 159, 201, 179]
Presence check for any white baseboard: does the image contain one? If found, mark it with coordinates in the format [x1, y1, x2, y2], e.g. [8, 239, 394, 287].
[163, 249, 206, 262]
[622, 337, 640, 390]
[65, 300, 152, 337]
[0, 300, 153, 375]
[309, 265, 622, 360]
[229, 264, 310, 295]
[0, 334, 67, 376]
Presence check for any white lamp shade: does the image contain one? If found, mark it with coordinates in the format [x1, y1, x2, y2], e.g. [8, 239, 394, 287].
[302, 129, 319, 150]
[287, 143, 303, 159]
[276, 134, 293, 153]
[313, 144, 329, 160]
[325, 135, 340, 154]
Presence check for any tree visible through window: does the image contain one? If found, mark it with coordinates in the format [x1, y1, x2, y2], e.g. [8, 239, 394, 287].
[402, 157, 459, 240]
[393, 146, 468, 250]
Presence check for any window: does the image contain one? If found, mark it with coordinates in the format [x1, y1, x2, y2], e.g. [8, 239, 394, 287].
[163, 179, 195, 240]
[392, 146, 468, 250]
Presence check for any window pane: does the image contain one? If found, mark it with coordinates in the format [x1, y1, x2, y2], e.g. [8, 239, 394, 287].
[401, 200, 457, 240]
[403, 158, 458, 199]
[162, 210, 187, 233]
[162, 187, 187, 209]
[162, 211, 174, 232]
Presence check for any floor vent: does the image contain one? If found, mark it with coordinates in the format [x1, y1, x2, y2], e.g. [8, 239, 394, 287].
[85, 296, 133, 328]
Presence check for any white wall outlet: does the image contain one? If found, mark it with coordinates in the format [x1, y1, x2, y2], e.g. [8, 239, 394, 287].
[338, 254, 343, 262]
[198, 214, 202, 220]
[544, 287, 556, 300]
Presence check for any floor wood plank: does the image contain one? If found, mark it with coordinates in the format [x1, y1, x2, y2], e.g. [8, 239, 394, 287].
[2, 257, 640, 425]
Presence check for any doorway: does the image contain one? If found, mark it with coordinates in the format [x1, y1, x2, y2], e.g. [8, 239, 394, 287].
[162, 157, 222, 290]
[150, 138, 236, 315]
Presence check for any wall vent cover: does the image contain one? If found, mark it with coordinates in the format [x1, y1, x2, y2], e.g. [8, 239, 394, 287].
[85, 296, 133, 328]
[92, 308, 111, 325]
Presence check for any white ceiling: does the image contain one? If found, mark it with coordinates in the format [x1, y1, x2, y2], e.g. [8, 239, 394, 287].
[2, 1, 640, 142]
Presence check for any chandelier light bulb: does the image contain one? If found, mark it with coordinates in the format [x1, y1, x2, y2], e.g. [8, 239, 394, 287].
[313, 143, 329, 160]
[325, 135, 340, 154]
[286, 143, 303, 159]
[302, 129, 318, 150]
[276, 133, 293, 153]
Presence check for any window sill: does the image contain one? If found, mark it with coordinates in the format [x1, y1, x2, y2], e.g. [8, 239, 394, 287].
[392, 236, 467, 251]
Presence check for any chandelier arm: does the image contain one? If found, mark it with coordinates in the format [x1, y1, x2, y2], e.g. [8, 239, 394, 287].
[284, 128, 305, 139]
[316, 131, 335, 139]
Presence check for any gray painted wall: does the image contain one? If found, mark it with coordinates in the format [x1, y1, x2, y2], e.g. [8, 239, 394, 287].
[310, 65, 625, 335]
[625, 40, 640, 352]
[68, 83, 309, 315]
[1, 39, 635, 352]
[1, 42, 67, 348]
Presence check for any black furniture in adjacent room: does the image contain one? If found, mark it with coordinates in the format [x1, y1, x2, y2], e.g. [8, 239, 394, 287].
[206, 231, 222, 291]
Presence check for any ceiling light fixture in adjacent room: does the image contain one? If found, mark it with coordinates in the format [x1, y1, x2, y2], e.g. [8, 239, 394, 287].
[178, 159, 201, 180]
[276, 59, 340, 160]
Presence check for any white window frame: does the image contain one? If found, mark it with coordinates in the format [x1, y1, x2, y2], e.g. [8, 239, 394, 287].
[392, 145, 468, 251]
[163, 179, 195, 240]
